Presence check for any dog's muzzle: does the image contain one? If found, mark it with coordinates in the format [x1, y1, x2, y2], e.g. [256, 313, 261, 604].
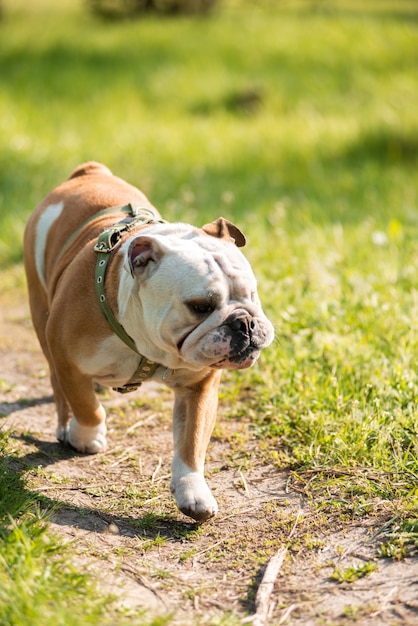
[217, 309, 272, 367]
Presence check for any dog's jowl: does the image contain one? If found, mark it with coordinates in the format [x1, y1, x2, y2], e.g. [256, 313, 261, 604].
[24, 162, 274, 521]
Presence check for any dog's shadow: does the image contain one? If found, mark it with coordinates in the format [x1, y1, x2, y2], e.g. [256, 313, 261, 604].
[5, 431, 199, 543]
[0, 394, 54, 418]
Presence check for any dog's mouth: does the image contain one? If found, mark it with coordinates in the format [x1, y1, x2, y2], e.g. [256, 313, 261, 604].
[177, 326, 198, 353]
[177, 335, 187, 352]
[177, 319, 264, 370]
[213, 345, 260, 370]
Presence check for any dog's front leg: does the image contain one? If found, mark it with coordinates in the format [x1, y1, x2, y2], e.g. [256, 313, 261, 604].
[170, 369, 222, 522]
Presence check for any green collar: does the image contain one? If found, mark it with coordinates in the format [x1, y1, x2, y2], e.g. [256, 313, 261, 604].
[92, 204, 166, 393]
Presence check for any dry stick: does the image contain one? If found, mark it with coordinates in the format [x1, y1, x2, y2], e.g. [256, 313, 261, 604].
[109, 448, 135, 467]
[288, 508, 303, 540]
[126, 413, 158, 434]
[250, 509, 301, 626]
[252, 547, 287, 626]
[278, 603, 297, 625]
[151, 456, 162, 483]
[141, 494, 165, 506]
[239, 469, 251, 497]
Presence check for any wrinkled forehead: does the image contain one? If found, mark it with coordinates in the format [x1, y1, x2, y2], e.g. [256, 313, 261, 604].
[193, 237, 256, 300]
[160, 233, 257, 298]
[197, 233, 253, 273]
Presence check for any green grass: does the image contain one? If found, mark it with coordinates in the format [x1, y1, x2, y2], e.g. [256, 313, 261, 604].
[1, 0, 418, 622]
[331, 561, 378, 584]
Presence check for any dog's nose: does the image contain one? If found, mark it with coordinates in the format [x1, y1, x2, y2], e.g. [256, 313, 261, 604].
[228, 314, 254, 335]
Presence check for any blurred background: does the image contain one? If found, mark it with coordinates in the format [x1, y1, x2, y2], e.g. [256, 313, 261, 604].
[1, 0, 418, 450]
[1, 0, 417, 266]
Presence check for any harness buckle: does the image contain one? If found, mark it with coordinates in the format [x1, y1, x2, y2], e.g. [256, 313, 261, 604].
[113, 383, 142, 394]
[94, 208, 162, 254]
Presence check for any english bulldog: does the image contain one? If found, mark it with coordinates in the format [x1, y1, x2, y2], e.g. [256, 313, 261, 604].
[24, 162, 274, 521]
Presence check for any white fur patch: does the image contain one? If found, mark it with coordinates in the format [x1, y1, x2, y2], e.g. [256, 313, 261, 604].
[35, 201, 64, 289]
[67, 415, 107, 454]
[170, 455, 218, 521]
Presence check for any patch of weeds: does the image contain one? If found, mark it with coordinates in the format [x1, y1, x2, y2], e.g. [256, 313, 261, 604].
[179, 547, 200, 562]
[130, 512, 189, 536]
[330, 561, 378, 583]
[125, 485, 159, 503]
[402, 517, 418, 535]
[112, 545, 137, 560]
[140, 532, 167, 551]
[380, 516, 418, 559]
[114, 485, 168, 513]
[183, 584, 210, 601]
[134, 511, 164, 531]
[84, 485, 107, 497]
[29, 468, 71, 486]
[380, 539, 407, 560]
[302, 532, 326, 551]
[342, 604, 377, 620]
[173, 523, 202, 542]
[151, 569, 173, 580]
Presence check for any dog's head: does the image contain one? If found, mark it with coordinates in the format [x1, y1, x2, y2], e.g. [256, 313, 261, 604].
[123, 218, 274, 370]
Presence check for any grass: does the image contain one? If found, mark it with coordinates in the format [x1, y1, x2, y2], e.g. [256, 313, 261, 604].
[0, 0, 418, 623]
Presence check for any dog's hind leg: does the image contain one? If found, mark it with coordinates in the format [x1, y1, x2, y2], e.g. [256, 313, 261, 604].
[50, 361, 107, 454]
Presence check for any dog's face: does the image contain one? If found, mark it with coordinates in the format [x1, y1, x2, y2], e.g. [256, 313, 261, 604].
[123, 219, 274, 370]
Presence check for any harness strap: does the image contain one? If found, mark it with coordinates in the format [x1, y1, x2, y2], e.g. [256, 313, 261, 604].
[58, 204, 141, 262]
[92, 204, 166, 392]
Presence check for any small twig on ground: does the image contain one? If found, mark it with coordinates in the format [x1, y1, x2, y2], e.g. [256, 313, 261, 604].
[278, 603, 297, 624]
[219, 507, 257, 522]
[151, 456, 162, 482]
[151, 473, 171, 484]
[251, 547, 287, 626]
[109, 448, 135, 467]
[120, 566, 168, 605]
[141, 494, 165, 506]
[32, 485, 79, 491]
[239, 469, 251, 497]
[192, 539, 226, 560]
[126, 413, 158, 434]
[288, 508, 303, 540]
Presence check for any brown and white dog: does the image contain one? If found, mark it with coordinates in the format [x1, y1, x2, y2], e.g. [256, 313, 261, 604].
[24, 162, 274, 522]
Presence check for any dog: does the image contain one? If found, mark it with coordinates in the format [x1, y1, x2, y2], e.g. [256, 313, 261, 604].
[24, 162, 274, 521]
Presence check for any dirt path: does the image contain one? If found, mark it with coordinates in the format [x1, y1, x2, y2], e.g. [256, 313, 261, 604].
[1, 268, 417, 625]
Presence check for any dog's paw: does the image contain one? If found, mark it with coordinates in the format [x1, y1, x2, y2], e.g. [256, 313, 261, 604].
[56, 424, 69, 444]
[171, 474, 218, 522]
[170, 459, 218, 522]
[67, 417, 107, 454]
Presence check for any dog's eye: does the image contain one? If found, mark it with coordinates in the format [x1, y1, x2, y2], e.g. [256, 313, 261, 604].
[188, 302, 214, 315]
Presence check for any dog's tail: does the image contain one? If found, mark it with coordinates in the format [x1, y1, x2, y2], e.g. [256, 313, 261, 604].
[68, 161, 113, 180]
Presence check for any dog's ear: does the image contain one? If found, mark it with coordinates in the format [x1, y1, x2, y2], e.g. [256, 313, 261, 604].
[201, 217, 246, 247]
[127, 236, 164, 279]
